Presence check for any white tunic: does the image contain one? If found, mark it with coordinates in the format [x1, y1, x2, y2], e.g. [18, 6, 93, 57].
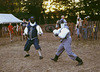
[24, 22, 43, 35]
[53, 28, 70, 39]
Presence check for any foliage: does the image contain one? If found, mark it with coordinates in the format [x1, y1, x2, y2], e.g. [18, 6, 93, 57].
[0, 0, 100, 24]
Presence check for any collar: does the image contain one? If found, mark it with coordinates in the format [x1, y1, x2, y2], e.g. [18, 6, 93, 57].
[30, 22, 36, 26]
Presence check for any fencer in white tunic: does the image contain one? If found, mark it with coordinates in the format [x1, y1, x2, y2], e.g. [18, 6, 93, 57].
[53, 26, 77, 60]
[52, 24, 83, 66]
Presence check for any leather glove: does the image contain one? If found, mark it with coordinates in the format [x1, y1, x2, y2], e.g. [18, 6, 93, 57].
[55, 34, 58, 37]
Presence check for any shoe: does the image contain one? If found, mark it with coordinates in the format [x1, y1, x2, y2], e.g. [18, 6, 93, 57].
[24, 54, 30, 57]
[76, 56, 83, 66]
[51, 55, 58, 62]
[51, 58, 57, 62]
[39, 56, 43, 60]
[10, 40, 13, 42]
[76, 61, 83, 66]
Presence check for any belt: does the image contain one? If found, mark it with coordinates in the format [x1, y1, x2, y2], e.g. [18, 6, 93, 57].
[64, 36, 71, 39]
[60, 36, 71, 42]
[28, 37, 37, 40]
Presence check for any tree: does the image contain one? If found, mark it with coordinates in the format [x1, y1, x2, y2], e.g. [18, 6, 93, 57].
[22, 0, 44, 24]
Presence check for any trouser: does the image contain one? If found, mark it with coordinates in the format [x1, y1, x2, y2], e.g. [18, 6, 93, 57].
[56, 38, 77, 60]
[78, 35, 80, 38]
[94, 32, 97, 40]
[24, 38, 40, 51]
[79, 26, 82, 34]
[9, 31, 13, 41]
[82, 28, 87, 39]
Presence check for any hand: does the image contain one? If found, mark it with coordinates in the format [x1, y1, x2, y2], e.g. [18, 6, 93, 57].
[39, 34, 42, 36]
[25, 34, 28, 37]
[39, 33, 43, 36]
[55, 34, 58, 37]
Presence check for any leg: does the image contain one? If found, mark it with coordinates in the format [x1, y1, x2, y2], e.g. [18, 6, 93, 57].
[93, 32, 96, 40]
[64, 39, 83, 66]
[56, 43, 65, 56]
[95, 32, 97, 40]
[24, 40, 32, 57]
[21, 31, 23, 41]
[11, 32, 14, 41]
[75, 56, 83, 66]
[33, 38, 43, 59]
[64, 41, 77, 61]
[51, 43, 65, 62]
[37, 49, 43, 59]
[9, 32, 12, 41]
[94, 32, 97, 40]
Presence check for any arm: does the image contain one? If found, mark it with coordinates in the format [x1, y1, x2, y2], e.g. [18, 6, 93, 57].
[36, 25, 43, 35]
[53, 28, 61, 36]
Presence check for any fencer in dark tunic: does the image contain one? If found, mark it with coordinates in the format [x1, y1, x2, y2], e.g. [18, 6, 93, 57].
[24, 16, 43, 59]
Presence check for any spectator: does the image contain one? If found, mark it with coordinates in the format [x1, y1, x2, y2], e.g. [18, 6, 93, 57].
[79, 18, 83, 34]
[55, 20, 60, 29]
[76, 25, 80, 40]
[19, 23, 23, 40]
[75, 19, 80, 35]
[87, 25, 92, 39]
[2, 26, 5, 36]
[22, 19, 27, 30]
[21, 19, 27, 40]
[8, 23, 14, 42]
[83, 18, 88, 27]
[2, 25, 8, 37]
[93, 24, 98, 40]
[82, 24, 87, 40]
[60, 15, 67, 25]
[14, 23, 19, 40]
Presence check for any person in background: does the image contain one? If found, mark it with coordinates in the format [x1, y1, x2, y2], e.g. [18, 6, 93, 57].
[79, 18, 82, 34]
[16, 23, 19, 35]
[2, 25, 5, 36]
[13, 25, 17, 36]
[5, 26, 8, 37]
[93, 24, 98, 40]
[15, 23, 19, 40]
[22, 19, 27, 30]
[21, 19, 27, 40]
[19, 23, 23, 40]
[76, 15, 80, 26]
[75, 18, 79, 35]
[76, 25, 80, 40]
[8, 23, 14, 42]
[55, 20, 60, 29]
[28, 19, 31, 24]
[87, 25, 93, 40]
[82, 24, 87, 40]
[60, 15, 67, 25]
[83, 17, 88, 27]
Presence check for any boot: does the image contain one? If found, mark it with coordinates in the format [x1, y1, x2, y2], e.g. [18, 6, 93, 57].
[76, 56, 83, 66]
[51, 55, 59, 62]
[24, 54, 30, 57]
[39, 56, 43, 60]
